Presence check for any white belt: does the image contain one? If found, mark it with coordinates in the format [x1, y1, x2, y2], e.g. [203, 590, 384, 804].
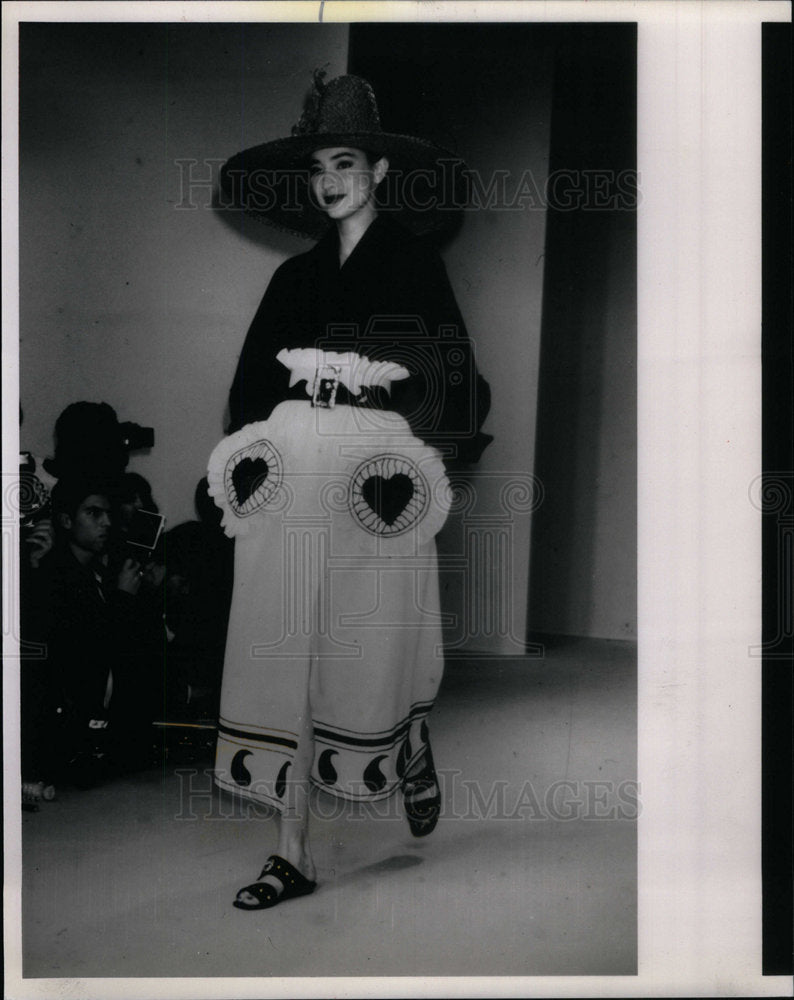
[276, 348, 410, 407]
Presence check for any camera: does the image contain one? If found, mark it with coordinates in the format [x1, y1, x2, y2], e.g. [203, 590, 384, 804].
[125, 508, 165, 553]
[119, 422, 154, 452]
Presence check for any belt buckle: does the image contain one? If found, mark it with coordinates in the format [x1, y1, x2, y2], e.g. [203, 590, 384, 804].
[312, 365, 341, 408]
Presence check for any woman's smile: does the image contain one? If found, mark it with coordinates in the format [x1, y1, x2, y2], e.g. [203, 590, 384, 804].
[309, 147, 387, 225]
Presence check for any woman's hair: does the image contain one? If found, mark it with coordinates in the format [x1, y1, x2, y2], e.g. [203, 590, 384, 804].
[119, 471, 158, 513]
[303, 146, 387, 169]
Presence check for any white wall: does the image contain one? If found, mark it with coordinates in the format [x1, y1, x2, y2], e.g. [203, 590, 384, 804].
[20, 23, 348, 525]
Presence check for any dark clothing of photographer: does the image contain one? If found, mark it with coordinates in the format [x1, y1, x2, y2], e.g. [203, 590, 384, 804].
[22, 479, 158, 783]
[27, 549, 158, 782]
[37, 548, 142, 724]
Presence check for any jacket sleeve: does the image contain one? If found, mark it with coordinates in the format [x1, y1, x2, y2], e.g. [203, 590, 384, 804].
[227, 265, 297, 434]
[387, 250, 493, 466]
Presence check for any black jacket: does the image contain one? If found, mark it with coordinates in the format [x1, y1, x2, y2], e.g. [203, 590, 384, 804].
[26, 545, 149, 726]
[228, 216, 492, 465]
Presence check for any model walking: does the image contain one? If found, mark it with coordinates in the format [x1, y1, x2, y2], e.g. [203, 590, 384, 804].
[207, 72, 491, 909]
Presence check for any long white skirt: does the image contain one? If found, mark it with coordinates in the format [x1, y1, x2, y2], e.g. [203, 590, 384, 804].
[207, 402, 451, 809]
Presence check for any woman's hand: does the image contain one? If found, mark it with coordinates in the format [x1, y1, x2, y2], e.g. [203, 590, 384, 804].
[116, 557, 143, 595]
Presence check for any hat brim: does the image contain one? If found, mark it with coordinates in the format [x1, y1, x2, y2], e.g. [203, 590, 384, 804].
[219, 131, 468, 239]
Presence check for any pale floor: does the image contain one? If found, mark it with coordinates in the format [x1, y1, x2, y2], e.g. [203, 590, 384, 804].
[20, 635, 637, 978]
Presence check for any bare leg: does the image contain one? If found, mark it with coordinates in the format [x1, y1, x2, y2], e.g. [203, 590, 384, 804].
[274, 688, 316, 879]
[235, 691, 317, 906]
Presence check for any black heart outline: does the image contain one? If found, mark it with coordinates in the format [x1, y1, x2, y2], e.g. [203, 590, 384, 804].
[348, 453, 431, 538]
[231, 456, 270, 506]
[361, 473, 414, 526]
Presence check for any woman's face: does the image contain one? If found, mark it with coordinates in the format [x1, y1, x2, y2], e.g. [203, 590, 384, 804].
[309, 147, 388, 224]
[119, 492, 143, 528]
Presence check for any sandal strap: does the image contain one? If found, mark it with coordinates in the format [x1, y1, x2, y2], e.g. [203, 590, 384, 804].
[401, 746, 440, 837]
[403, 763, 440, 816]
[237, 880, 278, 905]
[403, 751, 439, 796]
[256, 854, 316, 892]
[405, 789, 440, 815]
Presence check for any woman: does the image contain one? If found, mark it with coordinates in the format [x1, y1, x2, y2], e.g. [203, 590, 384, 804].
[208, 72, 491, 910]
[117, 472, 158, 527]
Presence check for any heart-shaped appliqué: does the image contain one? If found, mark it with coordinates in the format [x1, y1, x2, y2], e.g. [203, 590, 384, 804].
[361, 473, 414, 526]
[223, 439, 283, 518]
[231, 456, 270, 506]
[349, 454, 429, 537]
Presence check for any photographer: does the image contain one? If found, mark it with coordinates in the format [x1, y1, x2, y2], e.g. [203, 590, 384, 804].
[20, 401, 154, 571]
[23, 473, 157, 786]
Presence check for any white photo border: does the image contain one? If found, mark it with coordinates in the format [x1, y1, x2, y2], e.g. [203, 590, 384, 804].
[3, 1, 792, 997]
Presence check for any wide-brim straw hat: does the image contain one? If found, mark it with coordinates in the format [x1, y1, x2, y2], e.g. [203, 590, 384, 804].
[220, 72, 468, 239]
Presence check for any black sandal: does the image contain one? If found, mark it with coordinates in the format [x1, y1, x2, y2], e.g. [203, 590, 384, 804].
[233, 854, 317, 911]
[402, 747, 441, 838]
